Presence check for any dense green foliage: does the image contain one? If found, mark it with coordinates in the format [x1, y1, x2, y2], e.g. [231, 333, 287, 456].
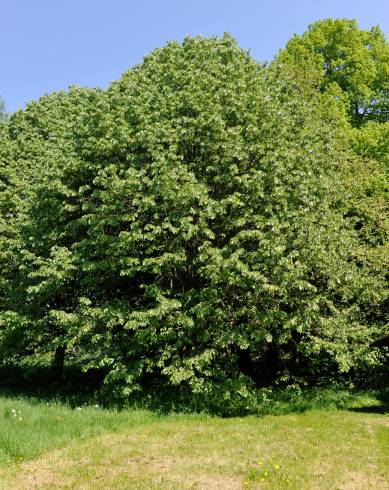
[279, 18, 389, 126]
[278, 20, 388, 273]
[279, 19, 388, 358]
[0, 28, 387, 404]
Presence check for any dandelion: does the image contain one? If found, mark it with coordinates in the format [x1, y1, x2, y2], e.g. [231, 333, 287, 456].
[94, 404, 99, 408]
[273, 464, 280, 470]
[258, 460, 263, 466]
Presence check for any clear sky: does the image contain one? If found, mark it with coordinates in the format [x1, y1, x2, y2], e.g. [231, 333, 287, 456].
[1, 0, 388, 113]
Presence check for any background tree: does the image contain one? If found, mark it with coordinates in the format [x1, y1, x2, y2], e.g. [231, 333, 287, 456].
[279, 20, 388, 348]
[0, 88, 100, 379]
[278, 18, 389, 126]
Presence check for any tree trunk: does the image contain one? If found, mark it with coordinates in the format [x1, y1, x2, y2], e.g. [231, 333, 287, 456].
[370, 334, 389, 348]
[52, 345, 66, 381]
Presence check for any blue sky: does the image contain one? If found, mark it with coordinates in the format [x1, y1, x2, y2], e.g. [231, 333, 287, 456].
[1, 0, 388, 113]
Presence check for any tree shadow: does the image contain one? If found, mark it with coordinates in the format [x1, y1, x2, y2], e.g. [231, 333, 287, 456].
[347, 389, 389, 415]
[1, 363, 388, 417]
[0, 364, 104, 408]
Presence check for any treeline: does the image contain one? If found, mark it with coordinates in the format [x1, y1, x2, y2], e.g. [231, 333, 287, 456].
[0, 19, 387, 404]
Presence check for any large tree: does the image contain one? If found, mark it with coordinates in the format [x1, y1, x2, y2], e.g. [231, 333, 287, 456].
[279, 18, 389, 127]
[0, 35, 381, 404]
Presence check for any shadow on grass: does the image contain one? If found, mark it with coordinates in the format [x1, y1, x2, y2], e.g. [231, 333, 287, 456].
[347, 389, 389, 415]
[0, 363, 388, 417]
[0, 364, 104, 408]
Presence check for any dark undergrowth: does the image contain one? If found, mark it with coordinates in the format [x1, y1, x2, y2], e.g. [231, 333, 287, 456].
[0, 362, 387, 417]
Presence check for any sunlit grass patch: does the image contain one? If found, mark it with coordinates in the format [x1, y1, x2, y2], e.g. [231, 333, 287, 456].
[0, 389, 388, 489]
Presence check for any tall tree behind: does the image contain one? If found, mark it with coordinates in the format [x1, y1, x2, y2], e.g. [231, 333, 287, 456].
[278, 18, 389, 127]
[278, 19, 388, 353]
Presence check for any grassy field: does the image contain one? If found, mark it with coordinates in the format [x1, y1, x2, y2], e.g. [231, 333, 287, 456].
[0, 390, 388, 489]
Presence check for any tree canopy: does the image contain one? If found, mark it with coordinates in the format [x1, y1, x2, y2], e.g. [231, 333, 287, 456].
[279, 18, 389, 127]
[279, 19, 388, 349]
[0, 29, 387, 406]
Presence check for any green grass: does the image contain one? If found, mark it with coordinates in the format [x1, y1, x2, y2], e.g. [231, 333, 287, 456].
[0, 396, 158, 466]
[0, 389, 388, 489]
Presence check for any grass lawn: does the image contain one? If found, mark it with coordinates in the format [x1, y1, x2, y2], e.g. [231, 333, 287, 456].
[0, 390, 388, 489]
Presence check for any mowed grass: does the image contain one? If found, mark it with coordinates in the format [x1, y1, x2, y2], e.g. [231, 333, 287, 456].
[0, 391, 388, 489]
